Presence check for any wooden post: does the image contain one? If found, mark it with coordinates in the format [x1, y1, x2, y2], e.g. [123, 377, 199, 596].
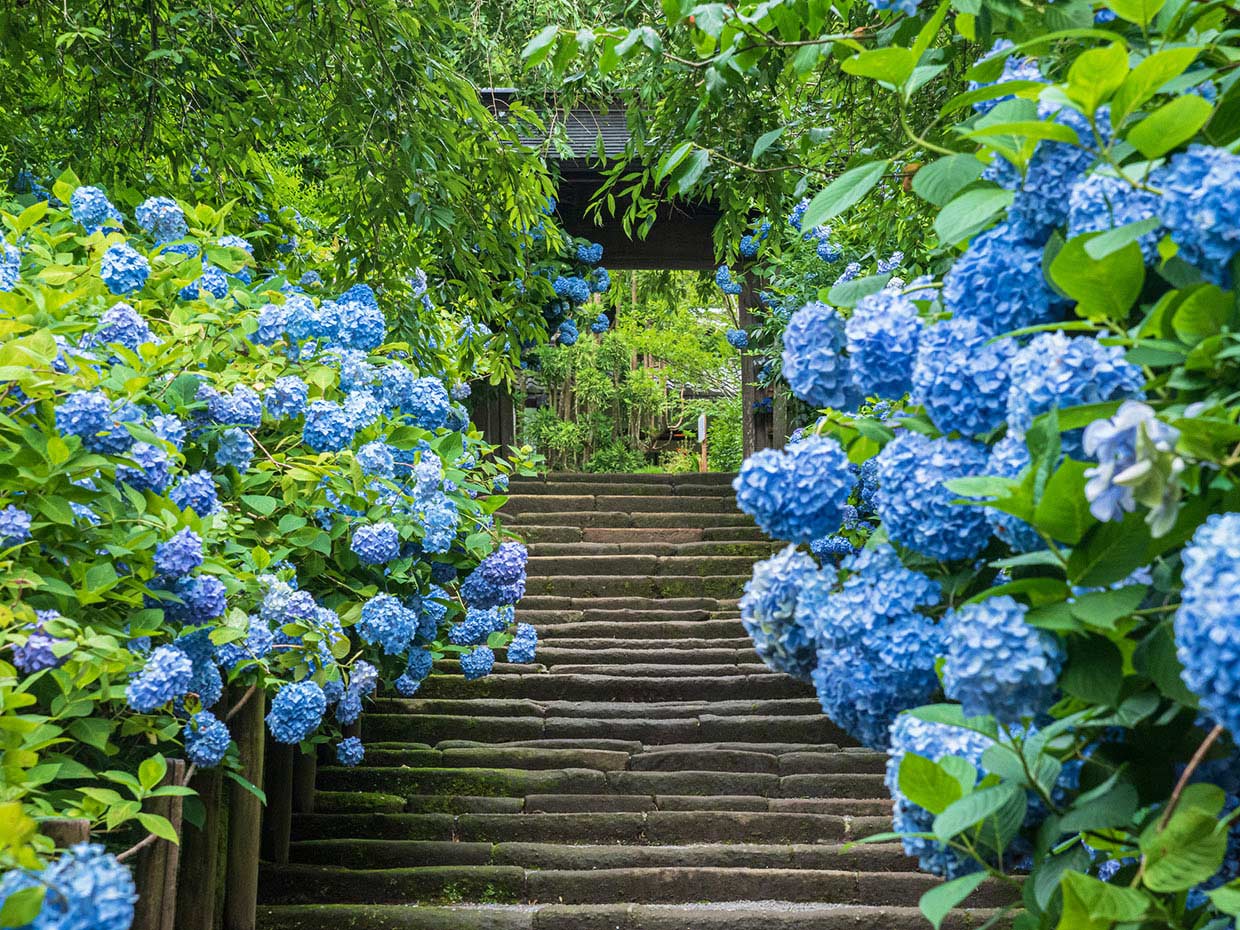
[738, 275, 760, 459]
[133, 758, 187, 930]
[176, 770, 222, 930]
[773, 391, 788, 450]
[38, 818, 90, 849]
[261, 740, 293, 865]
[224, 687, 265, 930]
[292, 747, 317, 814]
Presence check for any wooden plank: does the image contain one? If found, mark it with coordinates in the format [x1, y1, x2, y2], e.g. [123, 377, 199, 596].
[292, 748, 317, 814]
[177, 769, 223, 930]
[261, 741, 293, 865]
[224, 687, 265, 930]
[133, 758, 186, 930]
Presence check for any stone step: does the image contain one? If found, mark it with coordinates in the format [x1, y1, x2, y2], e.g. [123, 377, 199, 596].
[527, 555, 758, 577]
[311, 791, 893, 818]
[520, 607, 715, 623]
[520, 596, 739, 612]
[545, 663, 770, 678]
[259, 864, 999, 908]
[509, 481, 734, 497]
[701, 525, 770, 541]
[317, 766, 885, 800]
[535, 647, 761, 666]
[287, 839, 914, 871]
[527, 541, 778, 557]
[258, 903, 1002, 930]
[538, 636, 756, 651]
[414, 672, 808, 702]
[534, 620, 747, 640]
[371, 698, 823, 721]
[503, 495, 738, 516]
[524, 575, 745, 599]
[361, 713, 843, 745]
[507, 511, 757, 529]
[515, 472, 738, 486]
[290, 810, 892, 844]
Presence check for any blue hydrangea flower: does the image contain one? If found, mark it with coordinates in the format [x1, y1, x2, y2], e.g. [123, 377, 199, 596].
[715, 264, 743, 296]
[253, 302, 288, 345]
[845, 290, 922, 399]
[150, 414, 186, 449]
[0, 843, 136, 930]
[590, 312, 610, 334]
[13, 612, 67, 673]
[449, 610, 495, 645]
[887, 715, 992, 876]
[726, 328, 749, 350]
[352, 522, 401, 564]
[214, 427, 254, 471]
[265, 376, 308, 420]
[986, 435, 1042, 552]
[343, 390, 382, 431]
[357, 440, 396, 478]
[184, 710, 231, 767]
[418, 495, 459, 554]
[576, 241, 604, 264]
[834, 261, 861, 286]
[56, 390, 112, 443]
[912, 318, 1016, 438]
[199, 384, 262, 427]
[781, 302, 858, 410]
[115, 441, 171, 496]
[557, 319, 579, 346]
[70, 186, 123, 231]
[418, 588, 449, 641]
[739, 546, 822, 681]
[126, 644, 194, 712]
[943, 595, 1064, 724]
[92, 302, 153, 353]
[358, 594, 417, 654]
[816, 239, 842, 262]
[1007, 333, 1145, 456]
[788, 198, 810, 231]
[303, 400, 355, 452]
[406, 378, 449, 430]
[461, 542, 528, 609]
[180, 263, 229, 300]
[739, 234, 760, 259]
[553, 275, 591, 304]
[450, 382, 472, 401]
[0, 505, 32, 546]
[876, 432, 991, 561]
[461, 645, 495, 680]
[799, 545, 943, 748]
[967, 40, 1045, 114]
[942, 222, 1064, 335]
[135, 196, 188, 242]
[216, 616, 275, 670]
[336, 736, 365, 767]
[170, 470, 220, 515]
[810, 535, 856, 560]
[158, 574, 227, 624]
[733, 435, 854, 544]
[100, 243, 150, 295]
[868, 0, 920, 14]
[1083, 401, 1181, 525]
[1068, 173, 1162, 262]
[589, 267, 611, 294]
[154, 528, 203, 578]
[404, 648, 435, 686]
[266, 680, 327, 744]
[338, 300, 386, 351]
[1152, 145, 1240, 284]
[491, 474, 509, 494]
[0, 240, 20, 291]
[1174, 515, 1240, 738]
[507, 623, 538, 664]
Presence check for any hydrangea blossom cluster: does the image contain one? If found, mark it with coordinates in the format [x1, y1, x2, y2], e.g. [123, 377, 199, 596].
[507, 623, 537, 663]
[351, 521, 401, 564]
[942, 222, 1063, 335]
[733, 435, 853, 544]
[1152, 145, 1240, 284]
[267, 680, 328, 744]
[1083, 401, 1183, 526]
[798, 545, 943, 747]
[135, 196, 188, 242]
[100, 243, 150, 295]
[967, 40, 1045, 113]
[70, 185, 123, 231]
[337, 736, 365, 767]
[943, 596, 1065, 724]
[1006, 333, 1144, 456]
[0, 843, 136, 930]
[844, 290, 921, 399]
[726, 328, 749, 350]
[1068, 174, 1163, 262]
[912, 318, 1016, 438]
[184, 710, 231, 767]
[887, 716, 992, 877]
[13, 611, 68, 673]
[0, 240, 20, 291]
[0, 504, 32, 546]
[985, 435, 1042, 552]
[154, 528, 204, 578]
[1175, 514, 1240, 737]
[461, 645, 495, 680]
[126, 644, 194, 712]
[876, 433, 991, 561]
[358, 594, 418, 654]
[781, 302, 857, 410]
[461, 542, 528, 608]
[715, 264, 743, 295]
[739, 546, 822, 681]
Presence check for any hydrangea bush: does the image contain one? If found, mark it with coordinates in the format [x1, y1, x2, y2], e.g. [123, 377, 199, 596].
[551, 0, 1240, 923]
[0, 175, 541, 921]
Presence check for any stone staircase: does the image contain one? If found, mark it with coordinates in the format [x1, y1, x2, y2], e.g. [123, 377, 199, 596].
[256, 472, 1002, 930]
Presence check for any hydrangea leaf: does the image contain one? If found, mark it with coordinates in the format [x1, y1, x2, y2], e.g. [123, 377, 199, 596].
[919, 872, 989, 930]
[1112, 46, 1202, 124]
[1068, 586, 1146, 631]
[800, 160, 890, 230]
[933, 188, 1014, 245]
[1060, 635, 1123, 705]
[933, 781, 1023, 841]
[1128, 95, 1214, 158]
[910, 154, 985, 206]
[1207, 883, 1240, 917]
[1049, 235, 1144, 322]
[1066, 42, 1129, 115]
[1104, 0, 1167, 26]
[1057, 781, 1139, 834]
[1140, 807, 1228, 892]
[1056, 871, 1150, 929]
[899, 752, 968, 815]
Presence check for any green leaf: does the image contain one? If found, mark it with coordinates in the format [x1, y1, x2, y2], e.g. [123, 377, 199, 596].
[1067, 585, 1146, 631]
[1057, 871, 1150, 929]
[1133, 624, 1197, 704]
[827, 273, 892, 308]
[1171, 284, 1233, 342]
[899, 753, 967, 815]
[1061, 636, 1124, 705]
[1084, 217, 1161, 260]
[241, 494, 279, 515]
[669, 148, 710, 193]
[1049, 234, 1144, 321]
[751, 128, 784, 161]
[1104, 0, 1166, 25]
[1059, 782, 1139, 833]
[1207, 883, 1240, 917]
[1032, 458, 1093, 544]
[0, 885, 46, 927]
[1141, 807, 1228, 892]
[521, 25, 561, 66]
[934, 783, 1022, 841]
[139, 754, 168, 791]
[920, 872, 989, 930]
[911, 155, 985, 207]
[1127, 95, 1213, 158]
[68, 717, 115, 751]
[841, 47, 917, 87]
[137, 812, 181, 844]
[800, 161, 889, 229]
[962, 120, 1083, 145]
[1066, 43, 1129, 115]
[655, 142, 694, 183]
[933, 187, 1014, 244]
[1112, 47, 1202, 124]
